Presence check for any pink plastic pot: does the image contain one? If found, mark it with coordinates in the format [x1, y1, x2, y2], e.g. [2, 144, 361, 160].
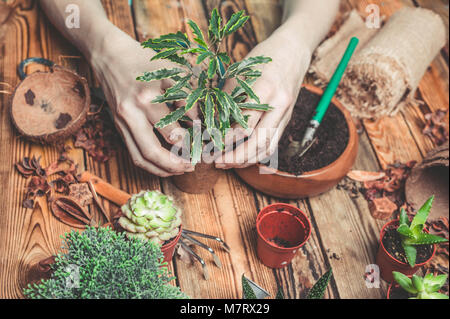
[376, 220, 436, 282]
[256, 203, 311, 268]
[161, 226, 182, 264]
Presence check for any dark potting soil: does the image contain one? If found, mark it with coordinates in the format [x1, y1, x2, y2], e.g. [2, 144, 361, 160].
[277, 88, 349, 176]
[269, 237, 295, 248]
[382, 227, 433, 264]
[389, 286, 412, 299]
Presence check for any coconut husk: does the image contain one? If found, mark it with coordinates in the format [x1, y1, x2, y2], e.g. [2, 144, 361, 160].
[406, 142, 449, 220]
[9, 66, 90, 144]
[311, 7, 446, 119]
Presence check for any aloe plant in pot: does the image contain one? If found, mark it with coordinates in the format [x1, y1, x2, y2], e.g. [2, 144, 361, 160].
[377, 196, 448, 282]
[388, 272, 449, 299]
[138, 9, 272, 194]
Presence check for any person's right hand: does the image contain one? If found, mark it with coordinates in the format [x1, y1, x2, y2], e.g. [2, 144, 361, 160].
[89, 27, 194, 177]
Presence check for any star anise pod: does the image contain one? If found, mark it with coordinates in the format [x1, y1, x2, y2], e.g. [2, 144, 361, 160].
[50, 196, 92, 228]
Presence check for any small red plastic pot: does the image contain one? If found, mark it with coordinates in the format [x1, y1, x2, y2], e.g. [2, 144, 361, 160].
[256, 203, 311, 268]
[161, 226, 183, 264]
[376, 220, 436, 283]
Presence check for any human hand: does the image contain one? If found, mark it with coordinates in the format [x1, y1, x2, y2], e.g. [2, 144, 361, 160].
[89, 27, 195, 177]
[215, 21, 312, 169]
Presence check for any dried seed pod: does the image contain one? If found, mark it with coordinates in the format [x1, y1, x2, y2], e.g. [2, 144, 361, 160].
[50, 196, 92, 228]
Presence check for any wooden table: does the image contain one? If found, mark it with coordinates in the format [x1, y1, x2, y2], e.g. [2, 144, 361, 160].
[0, 0, 448, 299]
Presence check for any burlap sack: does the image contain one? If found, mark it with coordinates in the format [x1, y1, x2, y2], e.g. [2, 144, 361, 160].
[311, 7, 446, 119]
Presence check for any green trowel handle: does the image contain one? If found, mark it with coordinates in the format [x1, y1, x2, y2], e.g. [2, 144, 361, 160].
[312, 37, 359, 123]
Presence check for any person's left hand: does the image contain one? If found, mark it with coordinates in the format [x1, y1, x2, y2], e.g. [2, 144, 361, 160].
[215, 23, 312, 169]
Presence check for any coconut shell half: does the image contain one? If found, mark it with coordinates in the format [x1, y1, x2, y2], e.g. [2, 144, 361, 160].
[405, 142, 449, 220]
[10, 66, 90, 144]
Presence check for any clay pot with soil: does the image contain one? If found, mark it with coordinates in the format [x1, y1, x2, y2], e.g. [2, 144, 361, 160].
[235, 84, 358, 199]
[377, 196, 448, 282]
[377, 219, 436, 283]
[256, 203, 311, 268]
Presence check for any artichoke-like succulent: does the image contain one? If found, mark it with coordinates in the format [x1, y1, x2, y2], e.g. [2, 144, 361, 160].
[118, 190, 182, 245]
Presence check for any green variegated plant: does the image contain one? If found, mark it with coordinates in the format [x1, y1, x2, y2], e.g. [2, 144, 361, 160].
[392, 272, 449, 299]
[397, 196, 447, 267]
[138, 9, 272, 165]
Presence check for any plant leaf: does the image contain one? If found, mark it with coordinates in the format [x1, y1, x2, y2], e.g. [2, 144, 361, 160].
[208, 58, 218, 79]
[275, 287, 285, 300]
[137, 68, 184, 82]
[237, 78, 260, 103]
[198, 71, 208, 89]
[225, 15, 249, 35]
[218, 52, 231, 65]
[404, 232, 448, 245]
[197, 51, 214, 65]
[187, 20, 207, 47]
[397, 224, 415, 239]
[238, 103, 273, 111]
[223, 10, 244, 35]
[402, 242, 417, 267]
[428, 292, 450, 299]
[155, 107, 187, 128]
[209, 8, 221, 41]
[164, 55, 191, 68]
[393, 271, 418, 294]
[155, 31, 190, 47]
[215, 90, 231, 134]
[142, 39, 182, 51]
[224, 92, 248, 129]
[410, 196, 434, 232]
[151, 48, 180, 61]
[424, 274, 448, 293]
[152, 91, 188, 104]
[228, 56, 272, 77]
[399, 208, 410, 227]
[306, 268, 333, 299]
[412, 275, 425, 292]
[185, 88, 205, 111]
[242, 275, 257, 299]
[165, 75, 192, 96]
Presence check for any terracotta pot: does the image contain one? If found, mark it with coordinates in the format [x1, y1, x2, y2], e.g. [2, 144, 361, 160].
[161, 226, 183, 263]
[256, 203, 311, 268]
[377, 219, 436, 283]
[172, 162, 220, 194]
[234, 84, 358, 199]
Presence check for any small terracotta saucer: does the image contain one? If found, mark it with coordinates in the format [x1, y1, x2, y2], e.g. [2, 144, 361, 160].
[10, 65, 90, 144]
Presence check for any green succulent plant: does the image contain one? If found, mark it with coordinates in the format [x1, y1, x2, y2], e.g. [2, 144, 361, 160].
[397, 196, 447, 267]
[138, 9, 273, 165]
[24, 227, 187, 299]
[242, 268, 333, 299]
[119, 190, 182, 245]
[393, 272, 449, 299]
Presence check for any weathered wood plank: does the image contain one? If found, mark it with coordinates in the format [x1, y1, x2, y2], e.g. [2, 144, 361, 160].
[0, 0, 75, 298]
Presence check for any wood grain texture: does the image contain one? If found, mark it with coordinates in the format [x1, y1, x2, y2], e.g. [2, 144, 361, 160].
[0, 0, 448, 299]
